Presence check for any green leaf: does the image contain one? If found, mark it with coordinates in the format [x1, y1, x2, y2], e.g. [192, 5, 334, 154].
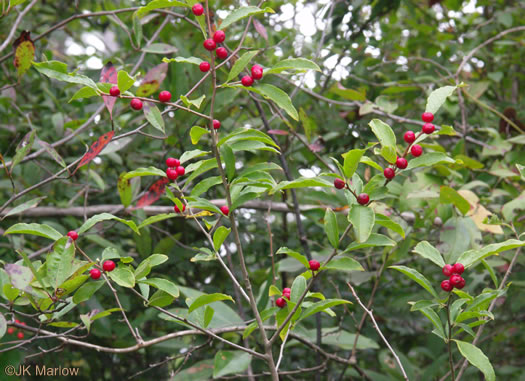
[360, 155, 383, 171]
[117, 70, 135, 92]
[143, 103, 165, 133]
[108, 267, 135, 288]
[324, 208, 339, 248]
[135, 0, 189, 18]
[190, 176, 222, 197]
[220, 6, 274, 30]
[323, 257, 364, 272]
[90, 307, 122, 321]
[291, 276, 307, 304]
[254, 83, 298, 120]
[266, 58, 321, 75]
[188, 293, 234, 313]
[1, 196, 46, 220]
[186, 197, 222, 214]
[73, 281, 104, 304]
[389, 265, 438, 298]
[243, 307, 278, 339]
[276, 247, 309, 269]
[221, 144, 235, 181]
[138, 213, 177, 229]
[180, 94, 205, 109]
[413, 241, 445, 268]
[10, 130, 36, 173]
[440, 186, 471, 215]
[117, 173, 132, 207]
[368, 119, 396, 148]
[33, 61, 98, 89]
[348, 205, 375, 243]
[190, 126, 209, 144]
[122, 166, 166, 180]
[299, 299, 351, 321]
[4, 222, 62, 241]
[162, 56, 203, 65]
[180, 149, 209, 164]
[406, 153, 455, 169]
[269, 285, 281, 297]
[139, 278, 179, 297]
[380, 145, 397, 164]
[203, 305, 214, 328]
[342, 149, 365, 179]
[457, 239, 525, 268]
[426, 85, 457, 114]
[142, 43, 178, 54]
[226, 50, 259, 82]
[328, 83, 366, 101]
[46, 237, 75, 289]
[77, 213, 139, 235]
[213, 226, 231, 251]
[455, 340, 495, 381]
[344, 233, 395, 251]
[69, 86, 99, 102]
[374, 213, 405, 238]
[419, 307, 445, 339]
[218, 128, 279, 149]
[213, 350, 252, 378]
[272, 177, 332, 194]
[132, 14, 142, 47]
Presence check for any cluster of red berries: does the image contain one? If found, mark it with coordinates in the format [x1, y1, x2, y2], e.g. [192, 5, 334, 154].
[7, 319, 26, 339]
[241, 65, 264, 87]
[276, 287, 291, 308]
[165, 157, 186, 181]
[333, 178, 370, 206]
[89, 260, 116, 280]
[383, 112, 436, 180]
[440, 262, 466, 292]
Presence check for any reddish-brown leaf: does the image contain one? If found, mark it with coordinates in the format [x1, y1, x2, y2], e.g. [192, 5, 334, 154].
[100, 62, 118, 119]
[73, 131, 115, 174]
[135, 178, 169, 209]
[13, 31, 35, 77]
[267, 129, 288, 136]
[252, 19, 268, 41]
[136, 63, 168, 97]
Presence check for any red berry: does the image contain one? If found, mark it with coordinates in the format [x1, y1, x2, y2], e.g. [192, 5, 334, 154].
[102, 260, 116, 272]
[216, 47, 228, 59]
[383, 167, 395, 179]
[109, 86, 120, 97]
[251, 65, 263, 80]
[309, 260, 321, 271]
[282, 287, 291, 297]
[411, 144, 423, 157]
[166, 157, 180, 168]
[166, 168, 178, 180]
[130, 98, 143, 110]
[357, 193, 369, 205]
[422, 112, 434, 123]
[241, 75, 254, 87]
[453, 263, 464, 275]
[176, 166, 185, 176]
[422, 123, 435, 134]
[67, 231, 79, 241]
[441, 279, 453, 292]
[174, 204, 186, 213]
[15, 319, 20, 324]
[159, 90, 171, 103]
[203, 39, 216, 51]
[334, 178, 345, 189]
[442, 264, 453, 277]
[213, 30, 225, 43]
[192, 3, 204, 16]
[220, 205, 229, 216]
[20, 322, 26, 326]
[17, 332, 24, 340]
[450, 274, 462, 287]
[404, 131, 416, 144]
[90, 268, 101, 280]
[456, 277, 466, 289]
[199, 61, 210, 72]
[7, 327, 14, 335]
[213, 119, 221, 129]
[396, 157, 408, 169]
[276, 297, 287, 308]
